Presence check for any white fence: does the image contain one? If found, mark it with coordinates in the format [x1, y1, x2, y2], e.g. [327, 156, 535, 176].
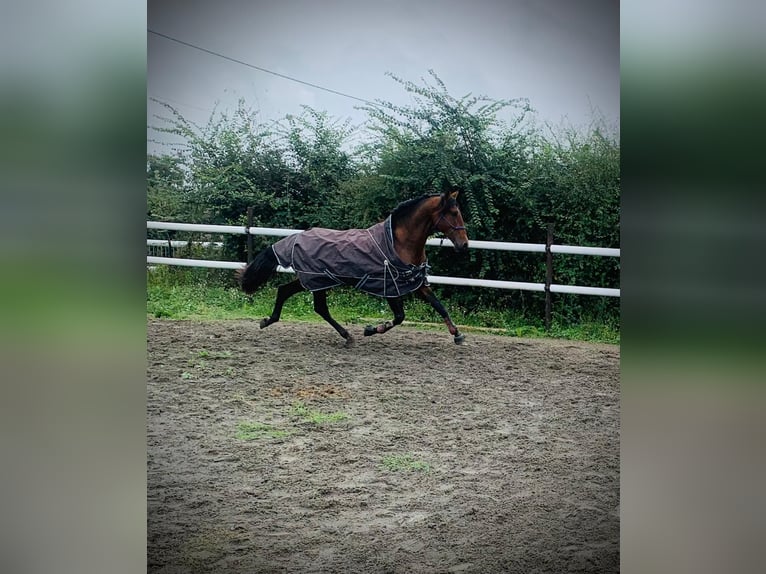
[147, 221, 620, 298]
[147, 239, 223, 258]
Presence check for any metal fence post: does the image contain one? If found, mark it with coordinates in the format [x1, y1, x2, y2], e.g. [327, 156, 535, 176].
[545, 224, 554, 331]
[246, 206, 254, 264]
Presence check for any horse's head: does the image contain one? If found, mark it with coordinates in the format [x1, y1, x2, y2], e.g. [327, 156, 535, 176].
[433, 190, 469, 252]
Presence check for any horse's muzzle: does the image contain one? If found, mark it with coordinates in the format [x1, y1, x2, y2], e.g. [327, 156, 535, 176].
[453, 241, 469, 253]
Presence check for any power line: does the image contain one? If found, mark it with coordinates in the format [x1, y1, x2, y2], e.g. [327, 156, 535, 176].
[148, 29, 379, 107]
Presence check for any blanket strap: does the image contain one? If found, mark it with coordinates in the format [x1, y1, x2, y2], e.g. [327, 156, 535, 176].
[369, 229, 401, 297]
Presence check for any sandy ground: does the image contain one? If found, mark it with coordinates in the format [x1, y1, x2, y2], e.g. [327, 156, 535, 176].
[147, 318, 619, 573]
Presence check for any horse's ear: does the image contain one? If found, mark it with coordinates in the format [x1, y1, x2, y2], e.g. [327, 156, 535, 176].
[440, 188, 459, 204]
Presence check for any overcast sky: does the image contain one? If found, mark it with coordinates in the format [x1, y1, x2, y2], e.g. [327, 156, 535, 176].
[148, 0, 618, 152]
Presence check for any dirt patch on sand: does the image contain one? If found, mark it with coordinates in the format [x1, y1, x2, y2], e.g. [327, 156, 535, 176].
[147, 319, 619, 573]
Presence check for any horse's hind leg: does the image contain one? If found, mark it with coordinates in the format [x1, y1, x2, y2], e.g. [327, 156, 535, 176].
[364, 297, 405, 337]
[312, 290, 353, 346]
[260, 279, 304, 329]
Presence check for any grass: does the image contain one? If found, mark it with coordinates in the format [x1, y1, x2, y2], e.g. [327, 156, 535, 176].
[381, 453, 431, 473]
[235, 401, 348, 443]
[197, 349, 233, 359]
[235, 421, 290, 440]
[291, 401, 349, 424]
[147, 269, 619, 344]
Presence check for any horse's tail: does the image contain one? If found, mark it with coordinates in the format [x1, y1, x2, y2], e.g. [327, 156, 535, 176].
[238, 245, 278, 294]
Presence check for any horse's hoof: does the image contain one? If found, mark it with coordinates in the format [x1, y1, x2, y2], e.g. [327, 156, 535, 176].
[454, 333, 465, 344]
[259, 318, 270, 329]
[344, 334, 355, 348]
[363, 325, 376, 337]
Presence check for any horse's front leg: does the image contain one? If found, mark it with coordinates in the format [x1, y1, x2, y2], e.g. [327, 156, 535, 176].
[416, 286, 465, 344]
[364, 297, 405, 337]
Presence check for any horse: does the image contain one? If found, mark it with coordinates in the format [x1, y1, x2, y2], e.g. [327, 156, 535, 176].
[237, 190, 469, 346]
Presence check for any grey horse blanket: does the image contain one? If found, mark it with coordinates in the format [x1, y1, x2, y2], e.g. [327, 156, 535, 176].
[271, 216, 429, 298]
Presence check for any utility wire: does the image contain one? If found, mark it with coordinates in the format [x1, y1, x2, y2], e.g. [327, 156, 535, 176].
[149, 29, 379, 107]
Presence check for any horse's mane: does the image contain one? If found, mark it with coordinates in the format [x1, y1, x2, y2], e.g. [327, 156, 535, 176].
[390, 194, 441, 228]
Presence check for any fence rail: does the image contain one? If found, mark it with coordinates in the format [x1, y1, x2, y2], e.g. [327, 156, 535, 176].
[147, 221, 620, 258]
[147, 219, 619, 328]
[147, 239, 224, 248]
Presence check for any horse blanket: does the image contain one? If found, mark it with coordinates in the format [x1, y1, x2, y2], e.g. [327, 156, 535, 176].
[271, 216, 429, 298]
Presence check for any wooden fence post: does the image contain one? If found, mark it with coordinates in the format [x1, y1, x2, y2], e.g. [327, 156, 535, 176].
[246, 206, 254, 264]
[545, 224, 554, 331]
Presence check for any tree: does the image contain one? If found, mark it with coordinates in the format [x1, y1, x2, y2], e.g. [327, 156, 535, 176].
[147, 73, 620, 326]
[147, 154, 185, 221]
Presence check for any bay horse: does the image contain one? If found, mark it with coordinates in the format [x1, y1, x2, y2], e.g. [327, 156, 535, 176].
[238, 190, 469, 346]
